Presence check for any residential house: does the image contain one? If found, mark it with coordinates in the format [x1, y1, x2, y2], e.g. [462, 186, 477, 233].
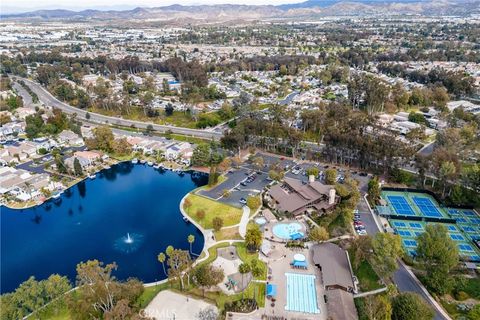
[57, 130, 84, 146]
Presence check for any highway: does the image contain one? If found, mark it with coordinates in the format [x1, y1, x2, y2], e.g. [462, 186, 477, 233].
[15, 78, 223, 141]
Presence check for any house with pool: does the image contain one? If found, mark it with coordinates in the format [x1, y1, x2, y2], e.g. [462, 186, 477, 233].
[266, 176, 339, 216]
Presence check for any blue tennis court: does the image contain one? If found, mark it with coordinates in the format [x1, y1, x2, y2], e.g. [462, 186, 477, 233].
[392, 221, 407, 228]
[412, 197, 443, 217]
[448, 209, 461, 215]
[414, 231, 423, 237]
[456, 218, 468, 223]
[388, 196, 415, 216]
[469, 255, 480, 262]
[464, 211, 477, 217]
[447, 225, 457, 232]
[463, 226, 476, 233]
[409, 222, 423, 229]
[470, 218, 480, 224]
[397, 230, 412, 237]
[459, 244, 475, 252]
[403, 239, 417, 248]
[450, 234, 465, 241]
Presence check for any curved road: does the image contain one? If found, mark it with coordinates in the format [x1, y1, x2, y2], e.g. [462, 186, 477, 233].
[16, 78, 223, 140]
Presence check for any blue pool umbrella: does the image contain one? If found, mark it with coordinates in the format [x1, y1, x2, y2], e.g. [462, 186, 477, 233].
[290, 232, 304, 240]
[267, 284, 277, 297]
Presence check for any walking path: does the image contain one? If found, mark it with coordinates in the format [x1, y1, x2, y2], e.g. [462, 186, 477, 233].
[238, 206, 250, 238]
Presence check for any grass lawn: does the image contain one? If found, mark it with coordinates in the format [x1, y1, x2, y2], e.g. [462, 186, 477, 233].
[184, 193, 243, 229]
[184, 281, 266, 310]
[355, 260, 382, 291]
[198, 242, 231, 267]
[214, 227, 242, 241]
[348, 249, 382, 292]
[235, 242, 267, 281]
[29, 300, 71, 320]
[135, 282, 171, 309]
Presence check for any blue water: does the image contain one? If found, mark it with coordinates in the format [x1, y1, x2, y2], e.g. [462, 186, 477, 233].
[0, 163, 208, 293]
[272, 222, 303, 240]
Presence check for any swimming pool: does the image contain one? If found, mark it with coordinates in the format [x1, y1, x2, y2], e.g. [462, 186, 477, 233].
[272, 222, 304, 240]
[285, 273, 320, 314]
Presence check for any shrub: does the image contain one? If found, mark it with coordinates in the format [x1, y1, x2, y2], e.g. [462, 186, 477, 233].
[212, 217, 223, 231]
[196, 209, 206, 220]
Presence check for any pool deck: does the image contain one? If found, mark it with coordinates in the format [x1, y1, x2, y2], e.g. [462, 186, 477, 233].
[238, 244, 327, 320]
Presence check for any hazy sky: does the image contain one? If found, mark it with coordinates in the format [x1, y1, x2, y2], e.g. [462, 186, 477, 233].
[1, 0, 304, 12]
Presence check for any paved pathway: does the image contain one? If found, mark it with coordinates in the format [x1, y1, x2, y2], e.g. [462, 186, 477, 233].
[238, 206, 250, 238]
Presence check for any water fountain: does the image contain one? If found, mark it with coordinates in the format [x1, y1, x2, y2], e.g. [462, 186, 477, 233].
[114, 232, 144, 253]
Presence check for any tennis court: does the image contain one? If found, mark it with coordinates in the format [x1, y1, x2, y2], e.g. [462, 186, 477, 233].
[412, 197, 443, 218]
[387, 195, 415, 216]
[389, 218, 480, 262]
[381, 191, 448, 218]
[447, 208, 480, 242]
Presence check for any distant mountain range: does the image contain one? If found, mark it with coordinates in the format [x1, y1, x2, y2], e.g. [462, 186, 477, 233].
[2, 0, 479, 21]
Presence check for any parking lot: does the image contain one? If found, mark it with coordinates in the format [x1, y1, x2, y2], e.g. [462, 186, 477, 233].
[198, 152, 371, 209]
[198, 166, 271, 208]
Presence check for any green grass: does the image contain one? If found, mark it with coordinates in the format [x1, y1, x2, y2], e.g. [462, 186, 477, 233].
[235, 242, 267, 280]
[214, 227, 242, 241]
[184, 193, 243, 229]
[354, 297, 369, 320]
[183, 281, 266, 310]
[135, 282, 171, 309]
[198, 242, 231, 267]
[454, 276, 480, 300]
[29, 300, 71, 320]
[355, 260, 382, 291]
[348, 248, 382, 292]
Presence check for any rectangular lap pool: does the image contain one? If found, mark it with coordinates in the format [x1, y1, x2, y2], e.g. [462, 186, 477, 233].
[285, 273, 320, 314]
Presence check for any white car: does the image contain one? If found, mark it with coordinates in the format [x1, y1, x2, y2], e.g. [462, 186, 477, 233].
[357, 230, 367, 236]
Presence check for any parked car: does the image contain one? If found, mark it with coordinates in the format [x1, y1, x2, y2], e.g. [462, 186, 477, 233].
[239, 198, 247, 204]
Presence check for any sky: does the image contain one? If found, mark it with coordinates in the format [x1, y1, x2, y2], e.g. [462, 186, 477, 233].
[1, 0, 305, 13]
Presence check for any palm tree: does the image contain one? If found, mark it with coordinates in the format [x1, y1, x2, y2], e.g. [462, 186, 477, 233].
[238, 263, 251, 299]
[188, 235, 195, 255]
[158, 252, 167, 276]
[166, 245, 174, 257]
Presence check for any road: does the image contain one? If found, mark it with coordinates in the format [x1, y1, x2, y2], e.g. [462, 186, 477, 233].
[12, 81, 33, 106]
[14, 77, 223, 141]
[358, 196, 449, 320]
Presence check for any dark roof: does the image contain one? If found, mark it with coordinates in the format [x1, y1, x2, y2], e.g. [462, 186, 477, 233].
[326, 289, 358, 320]
[268, 177, 334, 213]
[312, 243, 354, 290]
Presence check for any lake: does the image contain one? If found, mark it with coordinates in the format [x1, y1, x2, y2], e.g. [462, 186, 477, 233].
[0, 163, 207, 293]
